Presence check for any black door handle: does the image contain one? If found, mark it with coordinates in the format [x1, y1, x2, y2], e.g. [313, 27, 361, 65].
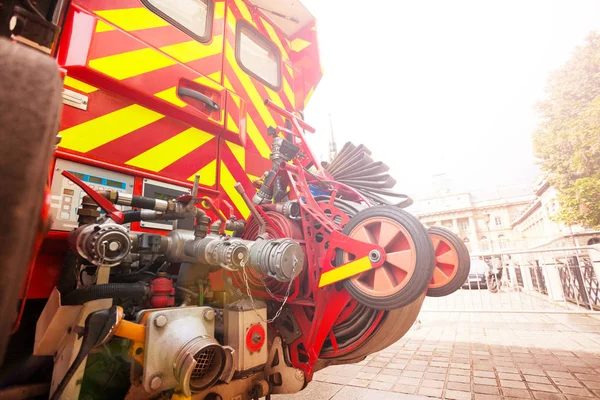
[177, 86, 220, 112]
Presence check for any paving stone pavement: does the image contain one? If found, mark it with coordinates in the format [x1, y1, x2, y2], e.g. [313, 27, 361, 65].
[276, 312, 600, 399]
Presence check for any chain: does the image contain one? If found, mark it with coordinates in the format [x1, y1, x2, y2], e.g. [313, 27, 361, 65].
[240, 259, 297, 324]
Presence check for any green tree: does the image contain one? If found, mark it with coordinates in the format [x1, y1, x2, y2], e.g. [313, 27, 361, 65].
[533, 32, 600, 228]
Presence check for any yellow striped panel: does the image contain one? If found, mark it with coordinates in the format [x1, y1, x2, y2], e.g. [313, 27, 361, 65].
[227, 113, 240, 134]
[95, 8, 169, 32]
[64, 76, 98, 93]
[226, 7, 237, 32]
[187, 159, 217, 186]
[226, 141, 245, 169]
[154, 87, 186, 107]
[160, 36, 223, 63]
[282, 78, 295, 108]
[59, 105, 164, 153]
[233, 0, 256, 27]
[304, 86, 315, 108]
[285, 64, 294, 77]
[215, 1, 225, 19]
[125, 128, 214, 172]
[89, 48, 176, 80]
[318, 257, 372, 287]
[290, 38, 311, 52]
[260, 17, 288, 60]
[265, 86, 285, 109]
[246, 114, 271, 158]
[194, 72, 225, 91]
[95, 20, 115, 33]
[220, 161, 250, 218]
[225, 42, 278, 130]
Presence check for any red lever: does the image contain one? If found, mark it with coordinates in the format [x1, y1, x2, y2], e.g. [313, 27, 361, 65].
[61, 171, 125, 224]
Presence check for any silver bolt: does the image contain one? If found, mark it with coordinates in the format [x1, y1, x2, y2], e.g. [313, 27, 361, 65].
[154, 314, 167, 327]
[369, 250, 382, 263]
[108, 241, 120, 251]
[149, 375, 163, 391]
[252, 332, 262, 344]
[203, 309, 215, 322]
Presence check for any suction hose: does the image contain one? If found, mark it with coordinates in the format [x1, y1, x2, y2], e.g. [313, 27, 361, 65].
[61, 282, 148, 305]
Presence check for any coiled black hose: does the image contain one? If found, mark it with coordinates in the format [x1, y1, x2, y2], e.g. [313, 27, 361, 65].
[61, 282, 147, 305]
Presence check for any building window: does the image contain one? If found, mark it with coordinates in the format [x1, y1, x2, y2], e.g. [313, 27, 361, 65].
[588, 238, 600, 245]
[495, 216, 502, 226]
[461, 221, 468, 230]
[236, 22, 281, 90]
[498, 234, 509, 249]
[142, 0, 213, 43]
[480, 236, 489, 251]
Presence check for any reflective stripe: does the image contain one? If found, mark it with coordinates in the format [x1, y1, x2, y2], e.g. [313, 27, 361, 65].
[187, 159, 217, 186]
[160, 37, 223, 63]
[59, 104, 164, 152]
[64, 76, 98, 93]
[89, 48, 176, 80]
[318, 257, 372, 287]
[220, 161, 250, 218]
[226, 140, 245, 169]
[125, 128, 214, 172]
[95, 8, 169, 32]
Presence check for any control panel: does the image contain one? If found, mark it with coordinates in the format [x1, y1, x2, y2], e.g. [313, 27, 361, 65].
[50, 159, 134, 231]
[141, 178, 193, 231]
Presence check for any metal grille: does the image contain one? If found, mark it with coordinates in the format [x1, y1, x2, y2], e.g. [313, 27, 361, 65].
[191, 348, 217, 380]
[422, 246, 600, 314]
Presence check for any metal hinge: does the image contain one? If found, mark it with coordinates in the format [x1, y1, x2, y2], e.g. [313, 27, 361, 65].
[62, 88, 89, 111]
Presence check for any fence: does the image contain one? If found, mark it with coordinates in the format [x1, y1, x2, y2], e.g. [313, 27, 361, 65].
[422, 246, 600, 314]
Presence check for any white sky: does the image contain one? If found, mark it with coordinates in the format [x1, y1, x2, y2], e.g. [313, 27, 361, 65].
[301, 0, 600, 199]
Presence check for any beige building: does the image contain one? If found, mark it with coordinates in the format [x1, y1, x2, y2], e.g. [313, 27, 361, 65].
[410, 186, 536, 254]
[511, 178, 600, 249]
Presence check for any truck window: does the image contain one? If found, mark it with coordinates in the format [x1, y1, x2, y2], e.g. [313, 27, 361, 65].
[236, 23, 281, 90]
[141, 0, 213, 43]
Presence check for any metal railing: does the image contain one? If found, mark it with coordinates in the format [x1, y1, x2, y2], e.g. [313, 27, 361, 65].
[422, 246, 600, 314]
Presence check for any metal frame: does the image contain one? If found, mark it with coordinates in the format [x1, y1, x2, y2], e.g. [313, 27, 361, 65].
[422, 246, 600, 314]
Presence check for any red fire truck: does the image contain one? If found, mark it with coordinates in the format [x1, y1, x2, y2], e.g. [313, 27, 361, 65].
[0, 1, 470, 399]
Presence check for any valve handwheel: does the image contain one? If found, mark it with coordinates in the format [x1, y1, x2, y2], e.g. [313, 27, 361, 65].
[336, 206, 434, 310]
[426, 226, 470, 297]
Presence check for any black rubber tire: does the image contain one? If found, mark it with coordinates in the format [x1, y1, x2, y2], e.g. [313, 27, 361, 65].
[337, 206, 434, 310]
[0, 39, 62, 365]
[426, 226, 471, 298]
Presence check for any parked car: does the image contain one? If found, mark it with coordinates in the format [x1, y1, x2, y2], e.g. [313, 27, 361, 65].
[462, 258, 489, 289]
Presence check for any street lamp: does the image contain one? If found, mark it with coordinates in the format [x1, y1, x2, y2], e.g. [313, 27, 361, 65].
[482, 213, 493, 254]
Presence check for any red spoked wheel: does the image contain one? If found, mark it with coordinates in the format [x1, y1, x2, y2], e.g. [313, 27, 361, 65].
[426, 226, 470, 297]
[336, 206, 434, 310]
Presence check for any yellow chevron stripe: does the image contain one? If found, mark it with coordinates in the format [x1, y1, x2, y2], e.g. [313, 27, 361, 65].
[95, 20, 115, 32]
[260, 17, 288, 60]
[304, 86, 315, 108]
[282, 78, 295, 108]
[59, 105, 164, 153]
[233, 0, 256, 27]
[226, 7, 237, 32]
[89, 48, 176, 80]
[64, 76, 98, 93]
[290, 38, 311, 52]
[215, 1, 225, 19]
[285, 64, 294, 77]
[95, 8, 169, 32]
[220, 161, 250, 218]
[125, 128, 213, 172]
[154, 87, 186, 107]
[227, 113, 240, 134]
[187, 160, 217, 186]
[194, 72, 225, 91]
[265, 86, 285, 109]
[226, 140, 245, 169]
[246, 114, 271, 158]
[225, 42, 278, 129]
[160, 36, 223, 63]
